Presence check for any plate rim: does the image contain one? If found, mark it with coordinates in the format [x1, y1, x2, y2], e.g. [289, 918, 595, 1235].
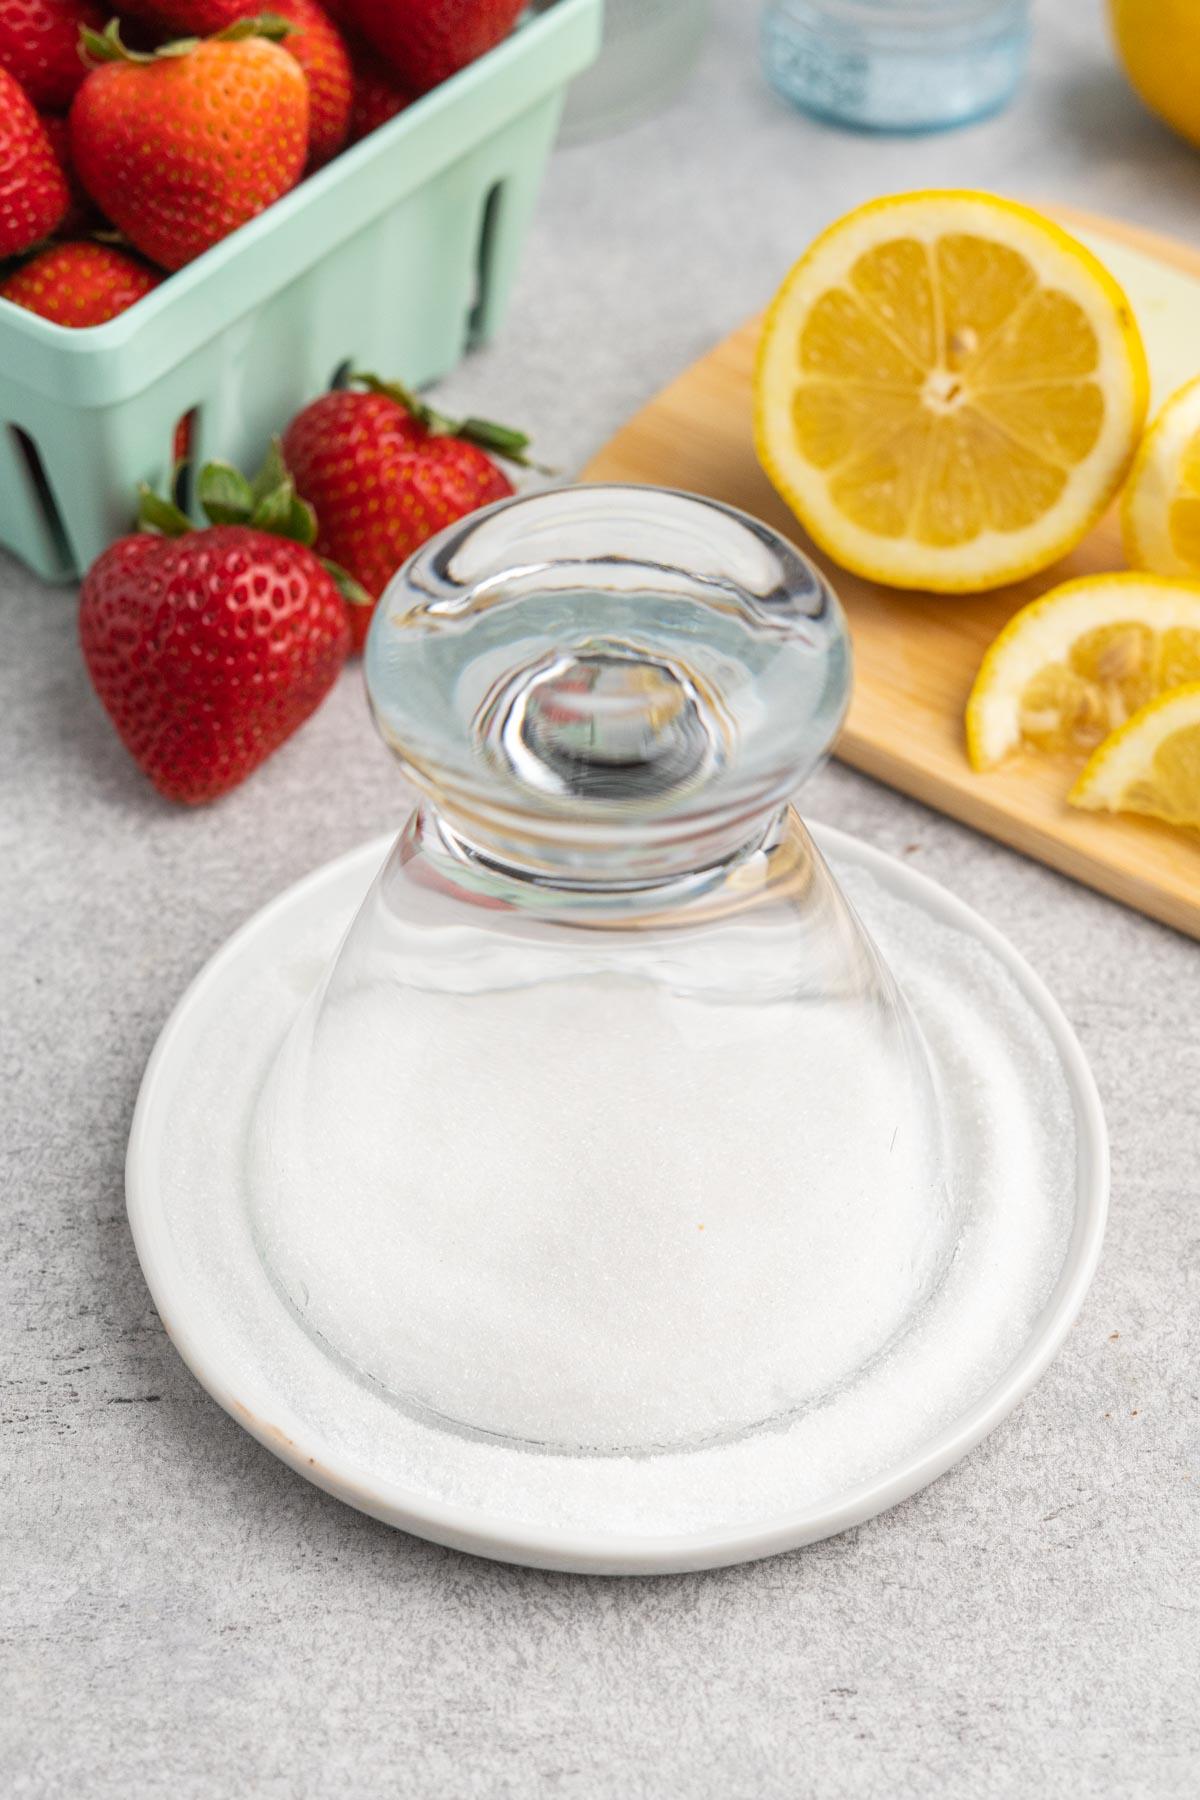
[126, 825, 1109, 1576]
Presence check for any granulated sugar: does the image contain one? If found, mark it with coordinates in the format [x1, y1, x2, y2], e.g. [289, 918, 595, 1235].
[158, 845, 1078, 1538]
[249, 971, 957, 1455]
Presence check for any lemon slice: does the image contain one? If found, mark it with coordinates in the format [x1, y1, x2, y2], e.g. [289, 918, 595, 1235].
[1122, 373, 1200, 576]
[756, 191, 1149, 592]
[966, 572, 1200, 770]
[1070, 683, 1200, 828]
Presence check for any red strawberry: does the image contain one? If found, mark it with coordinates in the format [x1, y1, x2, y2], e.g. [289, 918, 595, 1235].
[36, 111, 100, 231]
[80, 446, 351, 803]
[274, 0, 351, 168]
[282, 374, 532, 652]
[109, 0, 241, 33]
[116, 0, 352, 167]
[0, 67, 68, 255]
[341, 0, 523, 94]
[0, 239, 160, 326]
[348, 49, 412, 141]
[69, 20, 308, 271]
[0, 0, 104, 110]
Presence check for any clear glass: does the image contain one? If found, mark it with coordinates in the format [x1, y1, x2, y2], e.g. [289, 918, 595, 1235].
[762, 0, 1031, 132]
[558, 0, 712, 141]
[247, 486, 960, 1457]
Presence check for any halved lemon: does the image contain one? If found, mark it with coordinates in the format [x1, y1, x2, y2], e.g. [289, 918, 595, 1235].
[1109, 0, 1200, 153]
[1070, 683, 1200, 828]
[966, 572, 1200, 770]
[1122, 373, 1200, 576]
[756, 192, 1149, 591]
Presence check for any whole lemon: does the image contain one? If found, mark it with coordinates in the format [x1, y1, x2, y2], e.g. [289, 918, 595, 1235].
[1110, 0, 1200, 149]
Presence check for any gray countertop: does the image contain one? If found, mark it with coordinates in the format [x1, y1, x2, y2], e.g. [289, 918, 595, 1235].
[3, 3, 1198, 1794]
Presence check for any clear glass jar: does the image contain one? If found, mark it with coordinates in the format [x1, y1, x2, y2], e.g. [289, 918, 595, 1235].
[762, 0, 1031, 132]
[247, 486, 958, 1457]
[559, 0, 712, 141]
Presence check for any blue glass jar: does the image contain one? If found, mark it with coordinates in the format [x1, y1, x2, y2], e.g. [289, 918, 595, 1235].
[762, 0, 1031, 133]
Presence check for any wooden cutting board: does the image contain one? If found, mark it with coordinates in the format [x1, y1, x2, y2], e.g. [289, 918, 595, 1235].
[581, 208, 1200, 940]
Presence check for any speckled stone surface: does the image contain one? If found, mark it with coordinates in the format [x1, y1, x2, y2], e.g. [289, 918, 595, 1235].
[2, 3, 1198, 1795]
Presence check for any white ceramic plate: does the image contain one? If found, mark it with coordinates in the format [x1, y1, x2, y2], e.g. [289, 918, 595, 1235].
[126, 827, 1108, 1576]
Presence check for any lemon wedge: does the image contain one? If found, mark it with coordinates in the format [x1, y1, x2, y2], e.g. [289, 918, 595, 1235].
[1070, 683, 1200, 828]
[1122, 373, 1200, 576]
[966, 573, 1200, 770]
[756, 191, 1149, 592]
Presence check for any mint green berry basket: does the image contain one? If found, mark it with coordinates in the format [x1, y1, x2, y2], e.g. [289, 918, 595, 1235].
[0, 0, 601, 582]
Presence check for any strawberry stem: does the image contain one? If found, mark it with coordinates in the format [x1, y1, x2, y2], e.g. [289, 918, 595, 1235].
[78, 14, 292, 67]
[139, 441, 316, 546]
[198, 462, 255, 524]
[214, 14, 296, 43]
[354, 372, 546, 471]
[137, 486, 191, 537]
[323, 561, 373, 609]
[79, 20, 158, 65]
[79, 20, 196, 64]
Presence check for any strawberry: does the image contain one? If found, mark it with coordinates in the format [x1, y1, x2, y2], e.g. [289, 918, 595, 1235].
[80, 445, 352, 804]
[0, 68, 68, 255]
[0, 240, 161, 326]
[348, 48, 412, 141]
[282, 374, 533, 652]
[69, 19, 308, 271]
[0, 0, 104, 110]
[115, 0, 352, 168]
[273, 0, 351, 168]
[108, 0, 240, 33]
[341, 0, 523, 94]
[36, 112, 100, 232]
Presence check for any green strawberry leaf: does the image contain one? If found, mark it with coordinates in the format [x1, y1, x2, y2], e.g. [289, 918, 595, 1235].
[250, 482, 294, 534]
[153, 35, 201, 58]
[352, 370, 547, 471]
[245, 441, 316, 543]
[357, 372, 432, 424]
[282, 494, 319, 547]
[457, 416, 536, 465]
[137, 443, 317, 549]
[78, 21, 134, 64]
[198, 461, 255, 526]
[79, 19, 198, 65]
[323, 560, 374, 609]
[249, 437, 290, 507]
[137, 484, 192, 538]
[216, 14, 297, 43]
[253, 484, 316, 546]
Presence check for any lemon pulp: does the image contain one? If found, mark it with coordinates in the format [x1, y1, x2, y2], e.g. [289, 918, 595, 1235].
[1168, 430, 1200, 563]
[965, 574, 1200, 770]
[1071, 683, 1200, 828]
[1122, 374, 1200, 579]
[1018, 622, 1200, 755]
[758, 194, 1148, 592]
[1131, 725, 1200, 823]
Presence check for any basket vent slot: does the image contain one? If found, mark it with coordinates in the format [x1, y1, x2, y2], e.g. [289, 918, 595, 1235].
[8, 425, 72, 574]
[173, 409, 197, 515]
[469, 181, 506, 344]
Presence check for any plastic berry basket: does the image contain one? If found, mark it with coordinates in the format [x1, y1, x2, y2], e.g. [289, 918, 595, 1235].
[0, 0, 602, 583]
